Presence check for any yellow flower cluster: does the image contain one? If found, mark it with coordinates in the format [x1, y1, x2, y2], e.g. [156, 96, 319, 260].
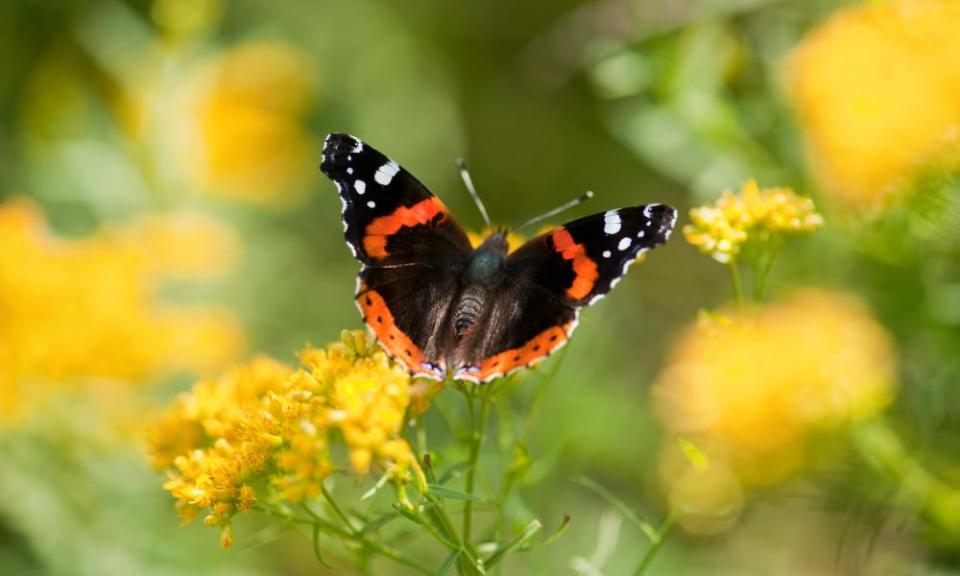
[0, 199, 243, 421]
[683, 180, 823, 263]
[148, 331, 424, 546]
[789, 0, 960, 208]
[654, 290, 895, 486]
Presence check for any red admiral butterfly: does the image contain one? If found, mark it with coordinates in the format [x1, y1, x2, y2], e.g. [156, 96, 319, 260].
[320, 133, 676, 383]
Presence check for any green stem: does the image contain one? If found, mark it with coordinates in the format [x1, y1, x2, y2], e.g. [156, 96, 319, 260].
[269, 503, 434, 575]
[632, 514, 675, 576]
[463, 386, 492, 544]
[416, 414, 427, 457]
[320, 484, 357, 535]
[728, 261, 745, 307]
[421, 489, 484, 575]
[851, 417, 960, 537]
[752, 242, 781, 301]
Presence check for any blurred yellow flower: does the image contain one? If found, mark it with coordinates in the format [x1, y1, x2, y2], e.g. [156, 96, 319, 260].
[653, 290, 895, 486]
[683, 180, 823, 263]
[467, 228, 527, 253]
[173, 41, 318, 205]
[148, 331, 423, 547]
[0, 199, 243, 422]
[789, 0, 960, 208]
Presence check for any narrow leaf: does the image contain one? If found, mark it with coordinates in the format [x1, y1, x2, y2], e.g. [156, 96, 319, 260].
[427, 483, 489, 503]
[437, 549, 460, 576]
[438, 462, 471, 485]
[574, 476, 659, 543]
[541, 514, 572, 548]
[485, 519, 543, 567]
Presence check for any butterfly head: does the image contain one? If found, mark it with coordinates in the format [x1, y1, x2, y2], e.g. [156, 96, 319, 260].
[466, 232, 509, 286]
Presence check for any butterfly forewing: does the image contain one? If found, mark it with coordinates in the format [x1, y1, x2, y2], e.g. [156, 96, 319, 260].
[320, 133, 473, 378]
[320, 133, 473, 266]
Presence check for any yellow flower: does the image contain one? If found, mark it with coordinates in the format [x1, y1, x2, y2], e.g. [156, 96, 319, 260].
[653, 290, 895, 486]
[169, 41, 318, 206]
[467, 228, 527, 253]
[788, 0, 960, 208]
[301, 332, 424, 483]
[683, 180, 823, 263]
[0, 199, 243, 422]
[148, 331, 424, 544]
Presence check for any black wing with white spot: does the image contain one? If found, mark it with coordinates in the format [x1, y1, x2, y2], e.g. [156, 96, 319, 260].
[447, 204, 676, 383]
[319, 133, 473, 267]
[507, 204, 677, 307]
[320, 133, 475, 380]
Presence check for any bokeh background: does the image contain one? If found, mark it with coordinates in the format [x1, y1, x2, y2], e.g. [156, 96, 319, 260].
[3, 0, 960, 574]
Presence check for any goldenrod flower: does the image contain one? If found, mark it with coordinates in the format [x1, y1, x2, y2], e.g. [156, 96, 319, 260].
[653, 290, 895, 486]
[0, 199, 243, 422]
[148, 331, 424, 546]
[788, 0, 960, 208]
[683, 180, 823, 263]
[170, 41, 318, 205]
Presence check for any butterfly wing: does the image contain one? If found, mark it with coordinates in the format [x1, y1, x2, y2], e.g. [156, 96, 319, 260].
[453, 204, 677, 382]
[320, 133, 474, 379]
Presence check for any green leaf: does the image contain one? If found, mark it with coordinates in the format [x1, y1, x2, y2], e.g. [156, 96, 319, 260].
[393, 503, 426, 527]
[573, 476, 659, 543]
[437, 549, 460, 576]
[484, 519, 543, 567]
[427, 483, 490, 503]
[541, 514, 572, 548]
[438, 462, 470, 485]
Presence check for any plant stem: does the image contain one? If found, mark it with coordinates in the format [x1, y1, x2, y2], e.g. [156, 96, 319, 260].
[463, 386, 492, 544]
[752, 242, 781, 301]
[320, 484, 357, 535]
[632, 513, 675, 576]
[278, 503, 434, 575]
[416, 414, 427, 457]
[728, 261, 745, 307]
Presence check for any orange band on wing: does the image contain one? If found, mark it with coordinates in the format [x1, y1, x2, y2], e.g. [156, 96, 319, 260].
[464, 322, 573, 382]
[357, 288, 426, 370]
[363, 198, 447, 259]
[551, 227, 598, 300]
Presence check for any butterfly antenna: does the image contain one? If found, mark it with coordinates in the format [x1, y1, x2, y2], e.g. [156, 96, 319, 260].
[456, 158, 492, 228]
[514, 190, 594, 232]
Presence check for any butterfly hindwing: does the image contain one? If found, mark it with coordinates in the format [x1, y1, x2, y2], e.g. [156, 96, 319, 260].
[453, 205, 677, 382]
[320, 133, 473, 378]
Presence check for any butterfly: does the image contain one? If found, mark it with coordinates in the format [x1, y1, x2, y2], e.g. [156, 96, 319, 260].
[320, 133, 676, 383]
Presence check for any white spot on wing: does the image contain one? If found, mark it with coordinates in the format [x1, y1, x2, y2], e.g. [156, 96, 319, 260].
[618, 237, 632, 251]
[351, 140, 363, 153]
[603, 210, 621, 235]
[367, 200, 376, 208]
[347, 167, 353, 175]
[637, 230, 645, 238]
[374, 161, 400, 186]
[354, 180, 366, 195]
[602, 250, 611, 258]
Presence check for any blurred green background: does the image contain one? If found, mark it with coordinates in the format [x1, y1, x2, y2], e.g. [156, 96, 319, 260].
[3, 0, 960, 574]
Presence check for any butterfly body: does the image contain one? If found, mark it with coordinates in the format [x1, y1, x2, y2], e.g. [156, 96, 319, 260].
[320, 133, 677, 383]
